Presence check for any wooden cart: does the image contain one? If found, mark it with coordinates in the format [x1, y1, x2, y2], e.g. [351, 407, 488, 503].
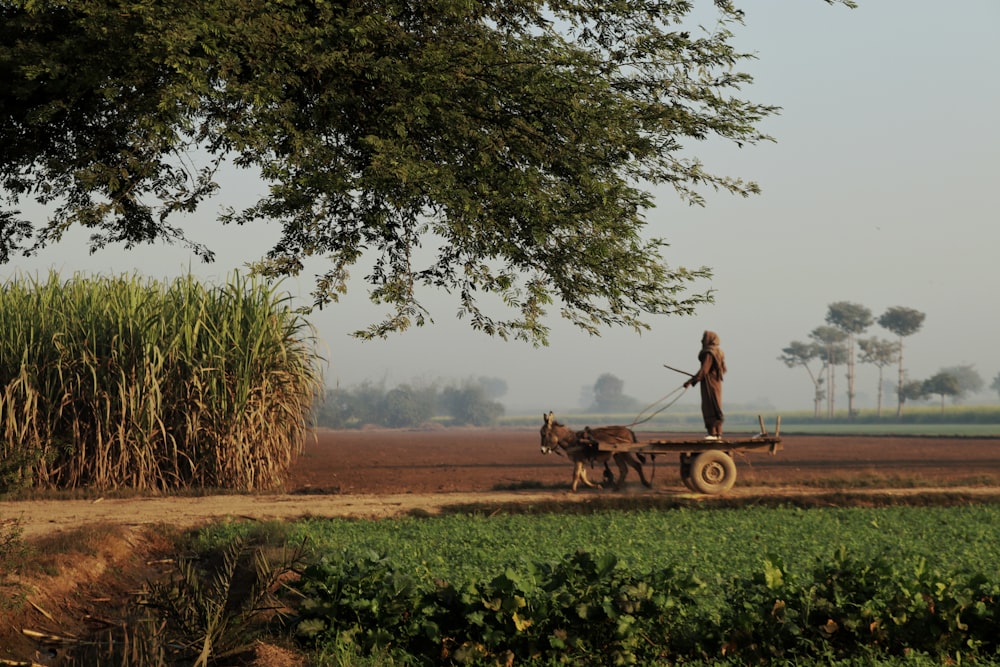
[595, 416, 782, 494]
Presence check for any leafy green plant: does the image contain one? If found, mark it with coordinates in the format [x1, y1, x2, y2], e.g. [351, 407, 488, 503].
[292, 548, 706, 666]
[263, 506, 1000, 665]
[718, 547, 1000, 663]
[293, 550, 429, 661]
[290, 544, 1000, 665]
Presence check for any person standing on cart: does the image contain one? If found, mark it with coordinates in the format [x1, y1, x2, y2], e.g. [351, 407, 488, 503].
[683, 330, 727, 440]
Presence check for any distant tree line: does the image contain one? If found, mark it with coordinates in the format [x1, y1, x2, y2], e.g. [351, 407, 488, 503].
[780, 302, 989, 419]
[314, 377, 506, 429]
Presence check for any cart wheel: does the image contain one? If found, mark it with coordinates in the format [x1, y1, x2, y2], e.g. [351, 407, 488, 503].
[689, 449, 737, 494]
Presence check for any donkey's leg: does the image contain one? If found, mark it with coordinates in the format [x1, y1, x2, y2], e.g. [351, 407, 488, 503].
[574, 460, 600, 491]
[602, 462, 616, 487]
[571, 461, 582, 492]
[629, 454, 653, 488]
[579, 464, 602, 488]
[613, 454, 629, 489]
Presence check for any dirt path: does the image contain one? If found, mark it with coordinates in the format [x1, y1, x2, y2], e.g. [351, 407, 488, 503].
[8, 485, 1000, 541]
[0, 491, 561, 539]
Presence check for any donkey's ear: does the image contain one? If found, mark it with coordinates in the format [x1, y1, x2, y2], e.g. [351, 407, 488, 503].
[545, 411, 554, 423]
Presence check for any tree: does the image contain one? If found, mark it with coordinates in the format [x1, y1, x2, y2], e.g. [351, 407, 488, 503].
[475, 377, 508, 402]
[591, 373, 639, 414]
[992, 372, 1000, 401]
[439, 383, 504, 426]
[857, 337, 899, 417]
[316, 387, 356, 430]
[825, 301, 873, 419]
[383, 384, 436, 427]
[809, 326, 847, 418]
[938, 364, 983, 402]
[316, 380, 443, 428]
[778, 341, 826, 417]
[922, 372, 960, 414]
[877, 306, 926, 418]
[899, 379, 928, 409]
[316, 381, 383, 427]
[0, 0, 855, 344]
[352, 382, 395, 426]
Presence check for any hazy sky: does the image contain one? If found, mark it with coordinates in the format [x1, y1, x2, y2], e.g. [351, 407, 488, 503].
[6, 0, 999, 415]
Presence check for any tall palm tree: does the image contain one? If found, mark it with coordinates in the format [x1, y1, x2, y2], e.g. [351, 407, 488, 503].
[825, 302, 873, 420]
[877, 307, 926, 418]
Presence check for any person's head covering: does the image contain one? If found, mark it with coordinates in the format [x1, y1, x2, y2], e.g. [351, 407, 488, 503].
[699, 330, 726, 375]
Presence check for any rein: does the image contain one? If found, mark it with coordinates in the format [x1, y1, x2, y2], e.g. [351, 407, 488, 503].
[623, 384, 688, 428]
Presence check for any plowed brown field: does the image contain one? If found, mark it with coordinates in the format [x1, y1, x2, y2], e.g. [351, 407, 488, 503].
[4, 428, 999, 539]
[292, 427, 1000, 493]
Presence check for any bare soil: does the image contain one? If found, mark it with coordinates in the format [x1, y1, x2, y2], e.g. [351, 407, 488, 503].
[2, 427, 999, 664]
[4, 428, 1000, 539]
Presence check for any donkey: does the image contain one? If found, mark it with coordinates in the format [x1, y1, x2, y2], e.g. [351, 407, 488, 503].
[539, 412, 652, 492]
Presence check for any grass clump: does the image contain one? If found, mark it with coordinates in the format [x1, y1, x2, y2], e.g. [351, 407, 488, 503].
[0, 515, 29, 591]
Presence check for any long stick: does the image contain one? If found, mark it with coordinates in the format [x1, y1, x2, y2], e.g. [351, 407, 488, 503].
[663, 364, 694, 378]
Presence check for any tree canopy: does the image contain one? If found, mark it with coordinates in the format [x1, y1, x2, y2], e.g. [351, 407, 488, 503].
[937, 364, 983, 400]
[922, 372, 961, 413]
[591, 372, 639, 413]
[878, 306, 926, 339]
[1, 0, 853, 344]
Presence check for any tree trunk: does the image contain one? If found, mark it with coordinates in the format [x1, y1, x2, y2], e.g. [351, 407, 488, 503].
[846, 336, 856, 419]
[896, 336, 905, 419]
[876, 366, 884, 417]
[828, 362, 836, 418]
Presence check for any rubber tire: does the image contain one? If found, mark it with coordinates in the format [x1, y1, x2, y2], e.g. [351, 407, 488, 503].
[689, 449, 737, 494]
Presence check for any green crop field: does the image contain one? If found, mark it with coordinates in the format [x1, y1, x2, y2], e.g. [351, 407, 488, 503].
[190, 504, 1000, 666]
[262, 505, 1000, 583]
